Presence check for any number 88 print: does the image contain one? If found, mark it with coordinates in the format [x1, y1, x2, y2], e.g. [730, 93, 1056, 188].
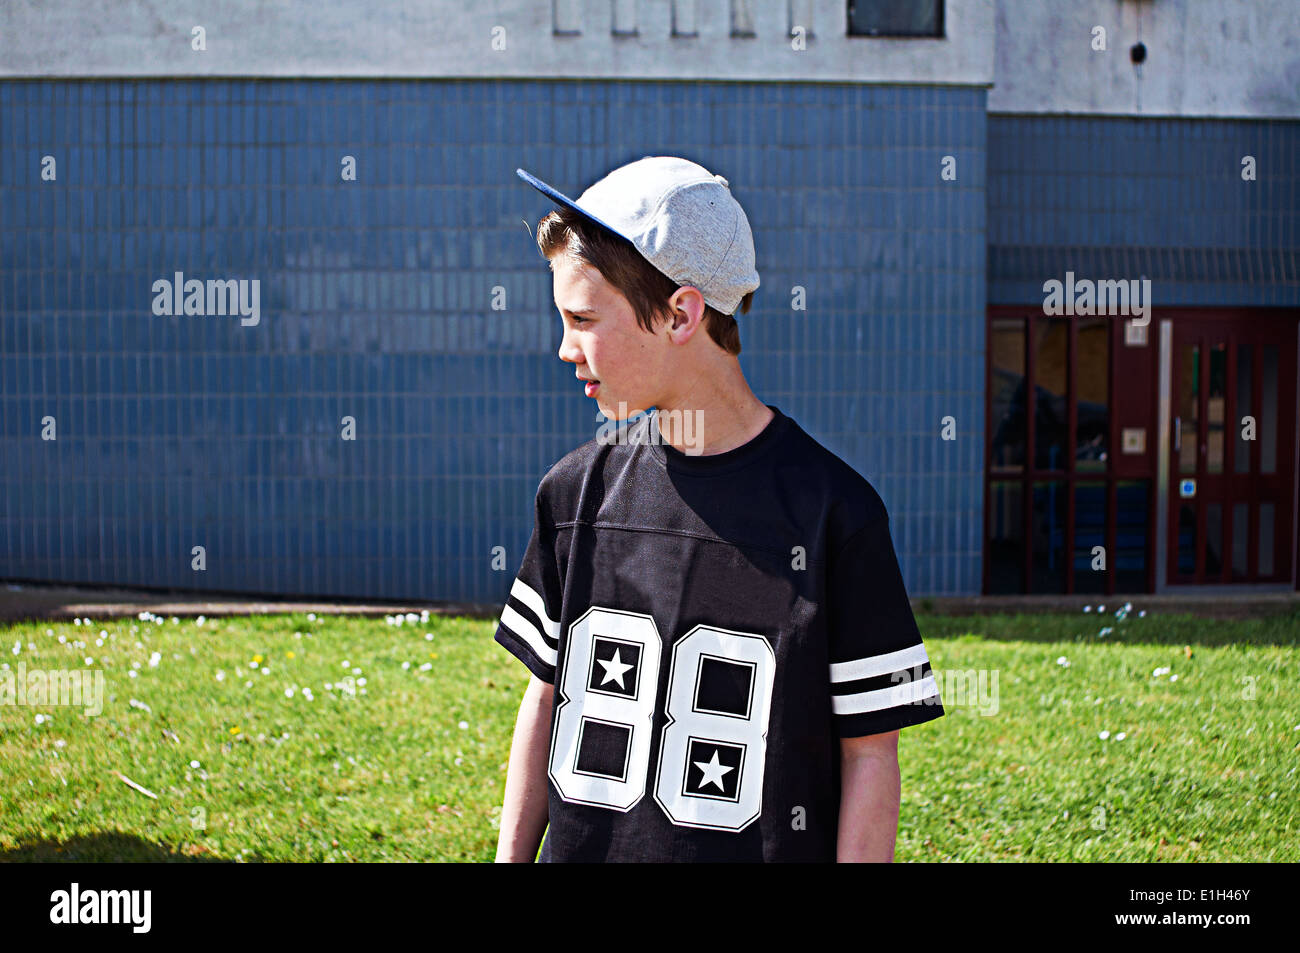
[548, 606, 776, 832]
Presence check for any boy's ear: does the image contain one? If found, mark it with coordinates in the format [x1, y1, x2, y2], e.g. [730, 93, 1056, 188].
[666, 286, 706, 333]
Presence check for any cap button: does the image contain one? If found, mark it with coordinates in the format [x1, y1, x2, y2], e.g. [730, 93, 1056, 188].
[714, 174, 729, 188]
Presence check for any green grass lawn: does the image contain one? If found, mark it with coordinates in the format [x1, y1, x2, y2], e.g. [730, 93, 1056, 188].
[1, 606, 1296, 861]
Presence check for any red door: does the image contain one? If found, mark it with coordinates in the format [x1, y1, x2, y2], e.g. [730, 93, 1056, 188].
[1167, 315, 1297, 584]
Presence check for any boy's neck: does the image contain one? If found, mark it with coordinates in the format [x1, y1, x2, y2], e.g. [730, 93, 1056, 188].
[653, 363, 774, 456]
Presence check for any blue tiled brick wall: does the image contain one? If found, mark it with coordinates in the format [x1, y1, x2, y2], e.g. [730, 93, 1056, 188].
[988, 115, 1300, 306]
[0, 80, 986, 601]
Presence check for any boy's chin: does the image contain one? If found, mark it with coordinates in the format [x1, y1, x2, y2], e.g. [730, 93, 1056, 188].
[598, 397, 652, 422]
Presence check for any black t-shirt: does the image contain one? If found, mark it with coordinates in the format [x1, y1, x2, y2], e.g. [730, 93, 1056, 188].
[494, 404, 944, 862]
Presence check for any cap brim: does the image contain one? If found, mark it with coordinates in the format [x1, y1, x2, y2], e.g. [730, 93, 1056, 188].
[515, 168, 632, 244]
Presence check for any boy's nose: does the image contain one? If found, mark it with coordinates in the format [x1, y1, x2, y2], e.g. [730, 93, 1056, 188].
[557, 329, 583, 365]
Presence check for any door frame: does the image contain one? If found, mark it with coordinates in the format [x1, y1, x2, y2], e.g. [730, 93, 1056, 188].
[1153, 310, 1300, 592]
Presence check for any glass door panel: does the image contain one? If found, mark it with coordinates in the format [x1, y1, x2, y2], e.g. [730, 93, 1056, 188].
[1167, 317, 1296, 585]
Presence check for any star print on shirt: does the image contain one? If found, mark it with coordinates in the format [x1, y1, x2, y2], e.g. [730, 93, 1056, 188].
[597, 647, 634, 689]
[586, 638, 641, 698]
[693, 750, 734, 792]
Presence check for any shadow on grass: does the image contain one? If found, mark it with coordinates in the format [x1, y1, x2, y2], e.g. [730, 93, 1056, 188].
[0, 831, 246, 862]
[916, 607, 1300, 649]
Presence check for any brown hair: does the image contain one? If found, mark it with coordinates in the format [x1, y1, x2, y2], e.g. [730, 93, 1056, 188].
[534, 206, 752, 356]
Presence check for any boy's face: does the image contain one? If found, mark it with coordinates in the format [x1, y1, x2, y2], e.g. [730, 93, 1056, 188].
[551, 253, 671, 421]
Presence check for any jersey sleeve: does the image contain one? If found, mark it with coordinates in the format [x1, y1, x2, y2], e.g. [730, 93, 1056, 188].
[493, 486, 562, 684]
[826, 515, 945, 738]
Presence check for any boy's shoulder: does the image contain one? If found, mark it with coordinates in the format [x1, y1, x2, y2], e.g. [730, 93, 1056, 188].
[777, 416, 890, 533]
[534, 424, 622, 493]
[533, 408, 669, 493]
[529, 423, 628, 526]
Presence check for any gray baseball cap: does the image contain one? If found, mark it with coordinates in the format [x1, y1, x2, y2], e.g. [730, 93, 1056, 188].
[516, 156, 760, 315]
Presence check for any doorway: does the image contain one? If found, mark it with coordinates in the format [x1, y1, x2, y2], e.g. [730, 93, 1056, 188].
[1165, 315, 1297, 585]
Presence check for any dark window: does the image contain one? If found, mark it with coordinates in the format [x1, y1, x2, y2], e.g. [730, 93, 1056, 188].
[1072, 483, 1108, 595]
[986, 481, 1024, 595]
[1115, 481, 1150, 593]
[848, 0, 943, 37]
[1031, 481, 1068, 594]
[989, 320, 1026, 470]
[1076, 318, 1110, 472]
[984, 309, 1151, 595]
[1033, 317, 1068, 471]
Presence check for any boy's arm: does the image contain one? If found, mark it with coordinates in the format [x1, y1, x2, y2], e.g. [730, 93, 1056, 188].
[495, 675, 554, 862]
[836, 730, 901, 863]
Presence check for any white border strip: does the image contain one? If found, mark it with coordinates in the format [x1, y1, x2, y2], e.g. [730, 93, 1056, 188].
[510, 578, 559, 640]
[829, 642, 931, 683]
[500, 603, 558, 668]
[832, 675, 939, 714]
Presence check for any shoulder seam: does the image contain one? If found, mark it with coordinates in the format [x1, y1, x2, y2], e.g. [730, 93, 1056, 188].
[830, 513, 890, 566]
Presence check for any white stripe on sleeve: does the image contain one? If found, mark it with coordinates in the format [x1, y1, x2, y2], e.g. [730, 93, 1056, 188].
[499, 603, 558, 668]
[829, 642, 931, 683]
[831, 675, 940, 715]
[509, 578, 559, 640]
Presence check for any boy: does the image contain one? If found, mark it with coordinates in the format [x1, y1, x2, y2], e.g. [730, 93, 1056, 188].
[494, 156, 944, 862]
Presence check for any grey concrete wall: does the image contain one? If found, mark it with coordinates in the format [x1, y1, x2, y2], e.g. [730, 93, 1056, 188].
[5, 1, 1295, 118]
[989, 0, 1300, 118]
[0, 0, 993, 84]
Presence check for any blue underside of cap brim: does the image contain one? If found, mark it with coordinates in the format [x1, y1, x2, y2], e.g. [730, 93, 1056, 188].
[515, 168, 635, 246]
